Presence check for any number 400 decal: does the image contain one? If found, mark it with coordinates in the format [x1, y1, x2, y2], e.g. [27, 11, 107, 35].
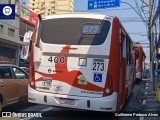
[48, 56, 65, 63]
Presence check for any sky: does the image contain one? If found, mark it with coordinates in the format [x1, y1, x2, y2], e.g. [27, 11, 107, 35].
[74, 0, 151, 64]
[20, 0, 28, 8]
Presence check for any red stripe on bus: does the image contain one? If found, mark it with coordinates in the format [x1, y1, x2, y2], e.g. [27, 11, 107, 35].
[35, 45, 104, 92]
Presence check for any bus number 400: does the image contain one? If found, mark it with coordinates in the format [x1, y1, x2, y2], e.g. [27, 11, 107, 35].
[48, 56, 65, 63]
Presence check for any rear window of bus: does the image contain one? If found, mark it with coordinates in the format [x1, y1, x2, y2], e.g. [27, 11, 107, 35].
[40, 18, 111, 45]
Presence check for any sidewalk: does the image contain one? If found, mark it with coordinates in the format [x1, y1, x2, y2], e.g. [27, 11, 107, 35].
[119, 77, 160, 120]
[140, 77, 160, 120]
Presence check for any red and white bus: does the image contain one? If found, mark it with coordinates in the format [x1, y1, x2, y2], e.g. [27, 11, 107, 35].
[28, 13, 136, 112]
[135, 44, 146, 83]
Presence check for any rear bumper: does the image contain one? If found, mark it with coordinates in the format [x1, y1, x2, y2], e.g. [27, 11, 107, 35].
[28, 86, 118, 112]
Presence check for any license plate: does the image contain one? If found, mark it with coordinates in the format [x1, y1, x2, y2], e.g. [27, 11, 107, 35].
[42, 77, 52, 86]
[59, 98, 75, 105]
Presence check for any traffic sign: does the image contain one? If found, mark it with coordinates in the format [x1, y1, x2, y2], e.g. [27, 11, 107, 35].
[88, 0, 120, 10]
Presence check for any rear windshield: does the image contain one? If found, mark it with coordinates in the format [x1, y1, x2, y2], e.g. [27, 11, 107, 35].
[40, 18, 111, 45]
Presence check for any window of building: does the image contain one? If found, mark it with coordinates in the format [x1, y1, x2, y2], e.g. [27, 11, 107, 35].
[8, 28, 15, 37]
[0, 24, 3, 33]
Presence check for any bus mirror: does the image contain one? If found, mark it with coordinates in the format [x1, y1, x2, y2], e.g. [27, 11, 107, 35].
[38, 14, 42, 22]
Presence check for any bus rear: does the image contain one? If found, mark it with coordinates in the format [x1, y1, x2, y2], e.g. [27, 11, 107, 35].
[28, 13, 118, 112]
[135, 44, 145, 83]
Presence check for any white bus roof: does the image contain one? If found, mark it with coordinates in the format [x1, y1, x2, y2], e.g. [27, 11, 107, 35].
[43, 12, 112, 20]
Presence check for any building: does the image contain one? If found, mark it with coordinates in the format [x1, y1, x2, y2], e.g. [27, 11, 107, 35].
[19, 6, 38, 67]
[0, 0, 25, 65]
[28, 0, 74, 16]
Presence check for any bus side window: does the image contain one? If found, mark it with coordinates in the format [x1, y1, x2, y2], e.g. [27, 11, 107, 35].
[120, 29, 123, 64]
[135, 47, 139, 60]
[120, 29, 126, 64]
[126, 37, 129, 65]
[126, 37, 133, 65]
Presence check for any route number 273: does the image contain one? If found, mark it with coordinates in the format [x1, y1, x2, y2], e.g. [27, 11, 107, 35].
[92, 59, 105, 72]
[48, 56, 65, 64]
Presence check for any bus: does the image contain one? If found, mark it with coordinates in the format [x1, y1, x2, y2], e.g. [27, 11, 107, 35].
[135, 44, 146, 83]
[28, 13, 136, 112]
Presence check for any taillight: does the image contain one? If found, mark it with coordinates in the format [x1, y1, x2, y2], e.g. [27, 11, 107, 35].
[103, 72, 113, 96]
[29, 45, 35, 89]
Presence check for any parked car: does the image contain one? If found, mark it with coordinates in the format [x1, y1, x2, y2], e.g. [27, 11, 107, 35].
[0, 62, 28, 112]
[20, 67, 29, 73]
[142, 69, 150, 79]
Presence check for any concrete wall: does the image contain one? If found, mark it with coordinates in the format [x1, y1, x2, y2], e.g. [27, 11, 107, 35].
[0, 0, 25, 65]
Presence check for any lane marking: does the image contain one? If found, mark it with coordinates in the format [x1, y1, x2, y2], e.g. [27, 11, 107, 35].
[144, 91, 147, 95]
[142, 100, 146, 105]
[139, 116, 144, 120]
[146, 83, 148, 86]
[40, 107, 53, 112]
[146, 87, 148, 89]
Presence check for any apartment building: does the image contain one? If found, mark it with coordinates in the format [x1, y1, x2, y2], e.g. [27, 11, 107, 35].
[0, 0, 25, 65]
[28, 0, 74, 16]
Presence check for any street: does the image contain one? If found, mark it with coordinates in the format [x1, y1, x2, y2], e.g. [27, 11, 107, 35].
[1, 79, 160, 120]
[0, 1, 160, 120]
[2, 101, 116, 120]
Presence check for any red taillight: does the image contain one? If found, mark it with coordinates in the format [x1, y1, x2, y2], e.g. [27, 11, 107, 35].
[103, 72, 113, 96]
[29, 45, 35, 89]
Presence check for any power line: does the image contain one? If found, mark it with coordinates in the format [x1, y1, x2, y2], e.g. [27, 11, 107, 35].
[121, 1, 148, 24]
[75, 7, 139, 12]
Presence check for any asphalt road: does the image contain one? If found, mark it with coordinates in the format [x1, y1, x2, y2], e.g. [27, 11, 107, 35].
[2, 101, 117, 120]
[1, 80, 160, 120]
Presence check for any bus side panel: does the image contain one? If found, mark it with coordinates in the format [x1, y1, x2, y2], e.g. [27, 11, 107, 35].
[107, 17, 120, 111]
[131, 49, 136, 90]
[121, 58, 127, 109]
[119, 32, 127, 111]
[29, 20, 38, 89]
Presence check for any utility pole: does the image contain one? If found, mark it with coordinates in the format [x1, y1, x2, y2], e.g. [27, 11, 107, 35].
[149, 0, 155, 91]
[122, 1, 159, 90]
[140, 0, 155, 90]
